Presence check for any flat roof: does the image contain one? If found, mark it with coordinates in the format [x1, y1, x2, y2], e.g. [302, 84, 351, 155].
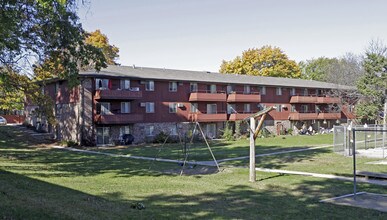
[80, 65, 354, 90]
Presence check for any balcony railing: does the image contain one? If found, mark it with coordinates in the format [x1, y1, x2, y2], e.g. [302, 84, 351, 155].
[228, 112, 255, 121]
[290, 95, 340, 104]
[188, 112, 227, 122]
[189, 91, 227, 102]
[289, 112, 341, 120]
[95, 89, 142, 100]
[227, 92, 261, 103]
[94, 114, 143, 124]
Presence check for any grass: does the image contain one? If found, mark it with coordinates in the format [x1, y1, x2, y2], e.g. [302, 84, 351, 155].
[91, 134, 334, 162]
[0, 125, 386, 219]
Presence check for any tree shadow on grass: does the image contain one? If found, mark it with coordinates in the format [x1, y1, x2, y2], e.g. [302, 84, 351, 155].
[1, 170, 386, 219]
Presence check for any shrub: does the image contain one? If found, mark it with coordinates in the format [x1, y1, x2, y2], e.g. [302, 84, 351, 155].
[222, 122, 234, 141]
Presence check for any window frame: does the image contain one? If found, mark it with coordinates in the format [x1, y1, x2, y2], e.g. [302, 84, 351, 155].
[145, 102, 155, 113]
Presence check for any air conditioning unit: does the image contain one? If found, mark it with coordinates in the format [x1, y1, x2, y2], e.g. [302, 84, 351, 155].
[177, 103, 184, 108]
[140, 103, 146, 107]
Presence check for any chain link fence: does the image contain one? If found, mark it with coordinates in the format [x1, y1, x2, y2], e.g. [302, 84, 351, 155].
[333, 124, 387, 158]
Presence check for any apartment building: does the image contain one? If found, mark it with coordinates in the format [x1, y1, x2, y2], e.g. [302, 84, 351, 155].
[25, 65, 356, 146]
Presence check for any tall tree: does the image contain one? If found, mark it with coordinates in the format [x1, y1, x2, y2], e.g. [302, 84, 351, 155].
[85, 29, 119, 65]
[220, 46, 301, 78]
[0, 0, 107, 123]
[356, 40, 387, 122]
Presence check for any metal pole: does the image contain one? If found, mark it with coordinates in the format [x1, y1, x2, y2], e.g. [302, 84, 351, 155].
[383, 102, 387, 158]
[249, 117, 256, 182]
[352, 128, 357, 199]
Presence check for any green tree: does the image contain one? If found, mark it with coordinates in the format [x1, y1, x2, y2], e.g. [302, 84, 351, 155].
[220, 46, 301, 78]
[356, 41, 387, 122]
[0, 0, 107, 123]
[85, 29, 120, 65]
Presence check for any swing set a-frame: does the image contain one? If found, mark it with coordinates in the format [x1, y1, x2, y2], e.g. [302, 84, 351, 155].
[149, 106, 276, 180]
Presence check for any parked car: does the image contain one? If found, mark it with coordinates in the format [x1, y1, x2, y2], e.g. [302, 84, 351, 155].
[0, 116, 7, 125]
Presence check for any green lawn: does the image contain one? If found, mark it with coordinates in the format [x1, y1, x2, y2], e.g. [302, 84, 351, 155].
[0, 126, 386, 219]
[91, 134, 334, 162]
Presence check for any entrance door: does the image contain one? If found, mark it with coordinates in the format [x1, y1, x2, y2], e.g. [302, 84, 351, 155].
[206, 123, 217, 139]
[97, 127, 110, 145]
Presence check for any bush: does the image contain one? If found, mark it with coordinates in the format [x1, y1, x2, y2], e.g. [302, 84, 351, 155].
[259, 128, 271, 138]
[152, 131, 178, 144]
[60, 140, 79, 147]
[222, 122, 234, 141]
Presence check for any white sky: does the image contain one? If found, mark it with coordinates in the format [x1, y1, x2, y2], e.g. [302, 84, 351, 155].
[78, 0, 387, 72]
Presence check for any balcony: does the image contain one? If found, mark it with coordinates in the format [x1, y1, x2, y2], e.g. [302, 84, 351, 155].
[317, 112, 341, 120]
[289, 112, 341, 120]
[188, 113, 227, 122]
[228, 113, 254, 121]
[290, 95, 340, 104]
[289, 96, 317, 103]
[189, 92, 227, 102]
[316, 97, 340, 103]
[227, 93, 261, 103]
[95, 89, 142, 100]
[94, 114, 143, 124]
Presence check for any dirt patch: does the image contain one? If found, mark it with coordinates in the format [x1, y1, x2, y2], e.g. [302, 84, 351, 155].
[163, 165, 220, 176]
[321, 192, 387, 212]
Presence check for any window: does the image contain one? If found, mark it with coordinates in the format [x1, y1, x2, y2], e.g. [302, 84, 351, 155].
[206, 124, 217, 139]
[145, 80, 154, 91]
[170, 126, 177, 135]
[96, 79, 109, 90]
[169, 103, 177, 113]
[291, 105, 296, 112]
[120, 126, 131, 136]
[301, 105, 308, 113]
[121, 102, 131, 113]
[275, 104, 282, 112]
[316, 89, 323, 96]
[169, 81, 177, 92]
[227, 104, 236, 114]
[260, 86, 266, 95]
[257, 103, 266, 111]
[244, 104, 251, 113]
[190, 83, 198, 92]
[290, 88, 296, 96]
[145, 125, 155, 136]
[207, 84, 216, 93]
[190, 103, 198, 113]
[96, 127, 110, 145]
[120, 79, 130, 90]
[303, 88, 308, 96]
[276, 87, 282, 96]
[227, 85, 235, 94]
[206, 104, 217, 114]
[100, 102, 111, 115]
[145, 102, 155, 113]
[244, 85, 251, 94]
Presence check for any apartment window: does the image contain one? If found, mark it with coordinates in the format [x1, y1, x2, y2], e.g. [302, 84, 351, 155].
[244, 85, 251, 94]
[190, 83, 198, 92]
[257, 103, 266, 111]
[301, 105, 308, 113]
[316, 89, 323, 96]
[260, 86, 266, 95]
[145, 102, 155, 113]
[206, 124, 217, 139]
[190, 103, 198, 113]
[227, 104, 236, 114]
[276, 87, 282, 96]
[169, 81, 177, 92]
[207, 84, 217, 93]
[120, 79, 130, 90]
[96, 79, 110, 90]
[226, 85, 235, 94]
[206, 104, 217, 114]
[120, 125, 131, 136]
[303, 88, 308, 96]
[275, 104, 282, 112]
[244, 104, 251, 113]
[100, 102, 111, 115]
[96, 127, 110, 145]
[290, 88, 296, 96]
[121, 102, 131, 113]
[145, 80, 154, 91]
[145, 125, 155, 136]
[169, 103, 177, 113]
[291, 105, 296, 112]
[170, 126, 178, 135]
